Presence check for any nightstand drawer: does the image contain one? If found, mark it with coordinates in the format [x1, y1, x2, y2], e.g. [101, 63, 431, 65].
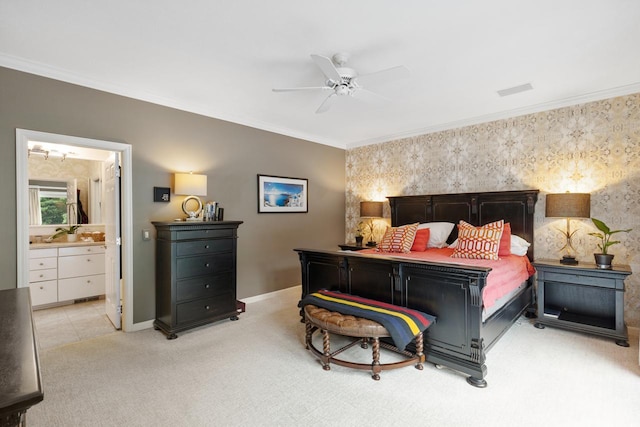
[176, 293, 235, 324]
[544, 271, 619, 289]
[176, 228, 234, 241]
[176, 272, 234, 302]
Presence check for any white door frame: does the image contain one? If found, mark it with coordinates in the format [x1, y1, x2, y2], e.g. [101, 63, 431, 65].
[16, 129, 135, 332]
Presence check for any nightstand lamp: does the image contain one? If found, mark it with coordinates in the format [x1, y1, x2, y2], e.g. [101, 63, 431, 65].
[174, 172, 207, 221]
[360, 201, 383, 247]
[545, 192, 590, 265]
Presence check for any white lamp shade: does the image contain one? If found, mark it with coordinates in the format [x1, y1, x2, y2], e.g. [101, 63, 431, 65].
[174, 173, 207, 196]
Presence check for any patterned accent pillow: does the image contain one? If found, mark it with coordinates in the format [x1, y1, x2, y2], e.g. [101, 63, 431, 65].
[377, 223, 419, 253]
[451, 220, 504, 260]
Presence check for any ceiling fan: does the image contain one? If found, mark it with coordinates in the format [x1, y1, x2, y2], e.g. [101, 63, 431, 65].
[272, 53, 410, 114]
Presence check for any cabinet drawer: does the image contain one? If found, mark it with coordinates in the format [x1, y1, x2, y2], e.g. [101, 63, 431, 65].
[29, 257, 57, 271]
[176, 272, 234, 302]
[59, 253, 105, 278]
[59, 245, 106, 256]
[176, 228, 234, 241]
[29, 280, 58, 306]
[58, 274, 105, 301]
[544, 271, 619, 289]
[176, 253, 233, 279]
[30, 248, 57, 258]
[29, 268, 57, 283]
[176, 293, 235, 324]
[176, 238, 233, 257]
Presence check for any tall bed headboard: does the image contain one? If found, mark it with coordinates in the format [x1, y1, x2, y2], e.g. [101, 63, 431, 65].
[388, 190, 539, 261]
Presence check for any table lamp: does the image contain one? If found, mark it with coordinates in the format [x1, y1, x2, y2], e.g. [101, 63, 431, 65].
[360, 201, 383, 247]
[545, 192, 590, 265]
[174, 172, 207, 221]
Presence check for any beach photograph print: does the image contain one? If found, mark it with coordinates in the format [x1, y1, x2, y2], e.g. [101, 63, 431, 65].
[258, 175, 308, 213]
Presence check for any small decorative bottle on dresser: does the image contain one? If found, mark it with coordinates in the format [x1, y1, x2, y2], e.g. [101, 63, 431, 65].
[152, 220, 243, 339]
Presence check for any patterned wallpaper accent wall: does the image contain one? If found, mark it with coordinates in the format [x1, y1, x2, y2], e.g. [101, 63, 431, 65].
[346, 93, 640, 327]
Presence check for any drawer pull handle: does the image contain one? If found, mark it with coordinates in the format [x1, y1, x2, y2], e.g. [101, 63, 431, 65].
[205, 245, 210, 249]
[39, 274, 44, 278]
[87, 259, 91, 262]
[204, 284, 210, 289]
[205, 305, 211, 310]
[205, 263, 210, 267]
[39, 286, 43, 290]
[87, 280, 91, 284]
[39, 262, 44, 266]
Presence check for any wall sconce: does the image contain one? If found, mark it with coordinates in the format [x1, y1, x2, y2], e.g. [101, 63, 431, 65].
[174, 172, 207, 221]
[545, 192, 591, 265]
[360, 201, 383, 247]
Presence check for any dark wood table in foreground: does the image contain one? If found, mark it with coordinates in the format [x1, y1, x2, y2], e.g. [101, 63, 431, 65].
[0, 288, 44, 426]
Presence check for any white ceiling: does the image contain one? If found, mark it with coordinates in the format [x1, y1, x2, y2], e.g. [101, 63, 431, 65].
[2, 0, 639, 149]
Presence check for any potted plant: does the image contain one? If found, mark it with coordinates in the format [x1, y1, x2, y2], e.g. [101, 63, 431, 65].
[588, 218, 632, 269]
[50, 225, 81, 242]
[355, 222, 364, 246]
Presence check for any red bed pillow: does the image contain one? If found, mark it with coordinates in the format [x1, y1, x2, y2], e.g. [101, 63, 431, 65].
[498, 222, 511, 256]
[410, 228, 430, 252]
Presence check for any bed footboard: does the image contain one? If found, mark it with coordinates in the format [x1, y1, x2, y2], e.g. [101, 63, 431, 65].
[296, 249, 533, 386]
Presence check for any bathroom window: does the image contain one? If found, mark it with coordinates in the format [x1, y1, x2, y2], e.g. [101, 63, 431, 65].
[29, 180, 68, 225]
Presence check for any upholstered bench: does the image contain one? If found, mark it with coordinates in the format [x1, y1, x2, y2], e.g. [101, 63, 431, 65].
[301, 291, 435, 381]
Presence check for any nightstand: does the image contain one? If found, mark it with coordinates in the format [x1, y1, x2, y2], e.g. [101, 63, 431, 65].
[532, 259, 632, 346]
[338, 243, 369, 251]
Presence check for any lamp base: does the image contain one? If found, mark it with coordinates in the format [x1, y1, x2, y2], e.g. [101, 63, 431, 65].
[560, 255, 578, 265]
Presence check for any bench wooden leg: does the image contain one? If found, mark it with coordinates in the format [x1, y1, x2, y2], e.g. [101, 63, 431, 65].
[415, 332, 424, 370]
[371, 337, 381, 380]
[305, 321, 313, 350]
[321, 329, 331, 371]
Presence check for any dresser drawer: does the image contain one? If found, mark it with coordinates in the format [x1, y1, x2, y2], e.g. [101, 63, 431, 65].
[29, 268, 57, 283]
[59, 245, 105, 256]
[176, 272, 234, 302]
[29, 257, 57, 271]
[58, 254, 105, 278]
[176, 253, 233, 279]
[29, 280, 58, 306]
[175, 293, 235, 324]
[176, 228, 235, 241]
[30, 248, 57, 259]
[176, 238, 233, 257]
[58, 274, 105, 301]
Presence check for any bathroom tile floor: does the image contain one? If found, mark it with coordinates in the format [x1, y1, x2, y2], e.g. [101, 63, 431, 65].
[33, 298, 117, 350]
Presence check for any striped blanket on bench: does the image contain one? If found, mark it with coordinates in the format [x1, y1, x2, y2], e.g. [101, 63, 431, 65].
[300, 290, 436, 350]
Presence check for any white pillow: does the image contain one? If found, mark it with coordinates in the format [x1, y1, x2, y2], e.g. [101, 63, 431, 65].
[510, 235, 530, 256]
[450, 234, 531, 256]
[417, 222, 455, 248]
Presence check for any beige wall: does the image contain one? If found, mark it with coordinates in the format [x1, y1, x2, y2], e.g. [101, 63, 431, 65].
[0, 67, 345, 323]
[346, 93, 640, 327]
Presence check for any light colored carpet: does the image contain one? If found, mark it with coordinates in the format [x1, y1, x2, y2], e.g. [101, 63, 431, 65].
[29, 286, 640, 427]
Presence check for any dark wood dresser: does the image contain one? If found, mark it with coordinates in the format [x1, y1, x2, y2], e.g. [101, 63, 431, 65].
[152, 221, 243, 339]
[0, 288, 43, 426]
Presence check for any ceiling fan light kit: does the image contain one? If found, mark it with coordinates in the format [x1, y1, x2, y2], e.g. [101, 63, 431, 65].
[273, 52, 409, 113]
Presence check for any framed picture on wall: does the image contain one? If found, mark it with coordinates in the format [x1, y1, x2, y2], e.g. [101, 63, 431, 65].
[257, 174, 308, 213]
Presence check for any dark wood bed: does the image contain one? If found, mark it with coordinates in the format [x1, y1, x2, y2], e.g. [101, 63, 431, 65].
[295, 189, 539, 387]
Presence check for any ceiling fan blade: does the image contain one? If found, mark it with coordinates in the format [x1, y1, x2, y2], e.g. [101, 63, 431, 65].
[272, 86, 332, 92]
[351, 88, 390, 106]
[354, 65, 410, 87]
[311, 54, 342, 82]
[316, 93, 337, 114]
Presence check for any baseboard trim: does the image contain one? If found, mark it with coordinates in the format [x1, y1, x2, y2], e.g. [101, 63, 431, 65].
[241, 284, 301, 305]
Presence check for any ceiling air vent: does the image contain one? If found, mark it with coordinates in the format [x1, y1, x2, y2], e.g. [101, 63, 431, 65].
[497, 83, 533, 97]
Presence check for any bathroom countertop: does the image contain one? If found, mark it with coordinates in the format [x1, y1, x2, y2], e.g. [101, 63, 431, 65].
[29, 241, 105, 249]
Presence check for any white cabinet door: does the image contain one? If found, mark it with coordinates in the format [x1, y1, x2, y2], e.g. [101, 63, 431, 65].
[29, 280, 58, 306]
[58, 254, 105, 278]
[58, 275, 105, 301]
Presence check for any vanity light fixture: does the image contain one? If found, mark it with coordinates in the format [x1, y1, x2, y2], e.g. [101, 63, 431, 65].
[174, 172, 207, 221]
[545, 192, 591, 265]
